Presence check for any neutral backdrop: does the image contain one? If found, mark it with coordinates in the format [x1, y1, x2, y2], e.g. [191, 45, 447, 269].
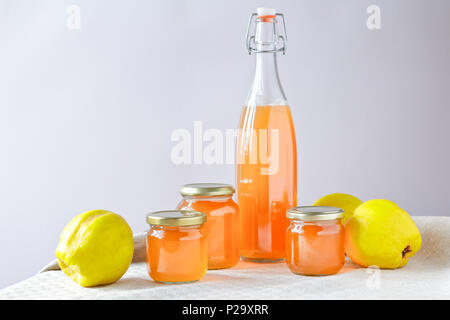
[1, 0, 449, 289]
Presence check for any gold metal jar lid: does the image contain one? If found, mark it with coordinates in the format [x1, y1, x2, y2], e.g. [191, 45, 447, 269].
[179, 183, 235, 197]
[286, 206, 344, 221]
[146, 210, 206, 227]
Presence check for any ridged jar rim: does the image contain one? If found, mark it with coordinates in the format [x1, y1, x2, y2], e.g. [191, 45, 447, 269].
[286, 206, 344, 221]
[179, 183, 235, 197]
[146, 210, 206, 227]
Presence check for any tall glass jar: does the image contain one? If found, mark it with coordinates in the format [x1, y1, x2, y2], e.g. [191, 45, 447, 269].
[237, 8, 297, 262]
[286, 206, 345, 276]
[177, 183, 239, 269]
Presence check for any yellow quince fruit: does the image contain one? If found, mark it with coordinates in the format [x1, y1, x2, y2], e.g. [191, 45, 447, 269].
[313, 193, 363, 224]
[345, 199, 421, 269]
[56, 209, 134, 287]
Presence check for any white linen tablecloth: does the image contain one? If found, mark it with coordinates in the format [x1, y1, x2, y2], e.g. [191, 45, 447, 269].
[1, 216, 449, 300]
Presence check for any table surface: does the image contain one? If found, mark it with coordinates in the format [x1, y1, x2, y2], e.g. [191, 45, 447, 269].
[1, 216, 449, 300]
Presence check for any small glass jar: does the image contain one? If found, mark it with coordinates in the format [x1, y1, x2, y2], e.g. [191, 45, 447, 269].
[145, 210, 207, 283]
[177, 183, 239, 269]
[286, 206, 345, 276]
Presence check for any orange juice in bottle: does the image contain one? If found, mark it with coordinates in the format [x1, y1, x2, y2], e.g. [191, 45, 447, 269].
[237, 8, 297, 262]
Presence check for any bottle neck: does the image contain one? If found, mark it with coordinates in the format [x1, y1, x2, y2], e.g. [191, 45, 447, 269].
[247, 21, 287, 106]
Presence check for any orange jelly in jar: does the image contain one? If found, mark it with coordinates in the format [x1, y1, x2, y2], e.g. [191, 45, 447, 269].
[286, 206, 345, 276]
[177, 183, 239, 269]
[145, 210, 207, 283]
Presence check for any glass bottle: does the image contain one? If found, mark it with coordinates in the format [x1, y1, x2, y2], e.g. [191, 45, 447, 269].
[236, 8, 297, 262]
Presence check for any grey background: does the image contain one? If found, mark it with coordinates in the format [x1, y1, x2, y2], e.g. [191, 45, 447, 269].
[0, 0, 449, 289]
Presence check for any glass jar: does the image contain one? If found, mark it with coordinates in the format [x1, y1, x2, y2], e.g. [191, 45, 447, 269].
[286, 206, 345, 276]
[145, 210, 207, 283]
[177, 183, 239, 269]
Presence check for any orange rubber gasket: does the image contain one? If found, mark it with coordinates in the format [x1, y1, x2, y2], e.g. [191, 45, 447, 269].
[258, 15, 276, 22]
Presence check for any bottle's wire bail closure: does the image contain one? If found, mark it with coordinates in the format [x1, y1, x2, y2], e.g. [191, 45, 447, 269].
[246, 12, 288, 55]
